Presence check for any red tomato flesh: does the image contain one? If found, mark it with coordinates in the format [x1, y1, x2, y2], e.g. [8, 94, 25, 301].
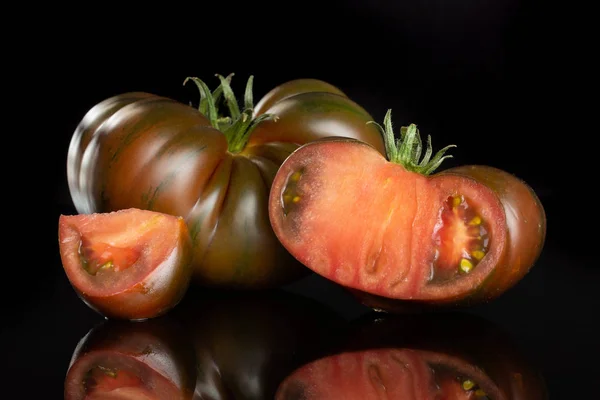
[275, 349, 499, 400]
[269, 140, 507, 303]
[59, 208, 193, 320]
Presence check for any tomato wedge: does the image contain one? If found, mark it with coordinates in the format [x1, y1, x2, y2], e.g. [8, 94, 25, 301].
[64, 317, 196, 400]
[269, 110, 546, 308]
[58, 208, 193, 320]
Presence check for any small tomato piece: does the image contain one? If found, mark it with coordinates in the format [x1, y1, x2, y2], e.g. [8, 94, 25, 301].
[64, 317, 197, 400]
[58, 208, 193, 320]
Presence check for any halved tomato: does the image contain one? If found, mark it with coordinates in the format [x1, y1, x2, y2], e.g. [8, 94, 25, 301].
[64, 317, 196, 400]
[269, 110, 546, 308]
[58, 208, 193, 320]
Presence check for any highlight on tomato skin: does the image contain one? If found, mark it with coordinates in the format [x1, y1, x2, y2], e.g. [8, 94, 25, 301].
[170, 287, 346, 400]
[58, 208, 194, 321]
[275, 313, 548, 400]
[268, 110, 546, 309]
[64, 316, 197, 400]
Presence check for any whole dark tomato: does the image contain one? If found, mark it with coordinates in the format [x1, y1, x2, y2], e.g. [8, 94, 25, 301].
[58, 208, 194, 320]
[276, 312, 548, 400]
[64, 316, 197, 400]
[67, 75, 385, 289]
[171, 287, 345, 400]
[268, 109, 546, 309]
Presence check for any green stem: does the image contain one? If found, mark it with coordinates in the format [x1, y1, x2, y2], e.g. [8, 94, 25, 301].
[229, 112, 279, 153]
[184, 73, 278, 153]
[216, 74, 241, 120]
[244, 75, 254, 111]
[200, 73, 234, 115]
[367, 109, 456, 175]
[183, 77, 219, 128]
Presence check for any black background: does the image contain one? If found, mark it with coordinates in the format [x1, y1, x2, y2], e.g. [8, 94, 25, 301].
[7, 1, 594, 398]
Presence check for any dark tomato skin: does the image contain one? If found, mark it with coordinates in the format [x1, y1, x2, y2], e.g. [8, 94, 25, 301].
[67, 79, 384, 289]
[248, 91, 385, 151]
[64, 316, 197, 400]
[275, 312, 548, 400]
[268, 138, 546, 309]
[252, 78, 346, 116]
[171, 288, 344, 400]
[58, 208, 194, 320]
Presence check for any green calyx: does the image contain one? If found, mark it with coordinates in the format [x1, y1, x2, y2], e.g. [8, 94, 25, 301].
[183, 73, 278, 153]
[368, 109, 456, 175]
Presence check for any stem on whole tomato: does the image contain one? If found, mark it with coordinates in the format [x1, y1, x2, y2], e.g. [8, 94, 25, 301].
[184, 74, 278, 154]
[367, 110, 456, 175]
[184, 77, 218, 125]
[199, 73, 233, 116]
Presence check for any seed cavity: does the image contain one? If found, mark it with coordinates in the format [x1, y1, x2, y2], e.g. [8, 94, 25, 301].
[97, 365, 118, 378]
[79, 238, 140, 276]
[430, 195, 490, 283]
[282, 168, 305, 215]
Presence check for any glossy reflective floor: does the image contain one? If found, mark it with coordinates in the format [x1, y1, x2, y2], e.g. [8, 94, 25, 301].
[2, 230, 596, 399]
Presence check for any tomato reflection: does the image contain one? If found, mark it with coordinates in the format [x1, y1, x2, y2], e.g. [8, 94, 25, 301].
[64, 316, 196, 400]
[276, 312, 548, 400]
[172, 288, 345, 400]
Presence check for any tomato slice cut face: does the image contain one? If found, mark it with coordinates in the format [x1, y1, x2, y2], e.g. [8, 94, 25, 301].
[59, 208, 193, 320]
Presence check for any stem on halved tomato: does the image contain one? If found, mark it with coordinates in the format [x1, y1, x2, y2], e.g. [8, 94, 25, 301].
[367, 110, 456, 175]
[184, 74, 279, 154]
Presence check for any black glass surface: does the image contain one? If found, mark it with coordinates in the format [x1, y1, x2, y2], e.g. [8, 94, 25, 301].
[14, 1, 590, 398]
[4, 234, 596, 398]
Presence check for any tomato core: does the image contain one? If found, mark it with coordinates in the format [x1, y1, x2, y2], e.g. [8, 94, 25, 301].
[430, 195, 490, 283]
[80, 239, 141, 275]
